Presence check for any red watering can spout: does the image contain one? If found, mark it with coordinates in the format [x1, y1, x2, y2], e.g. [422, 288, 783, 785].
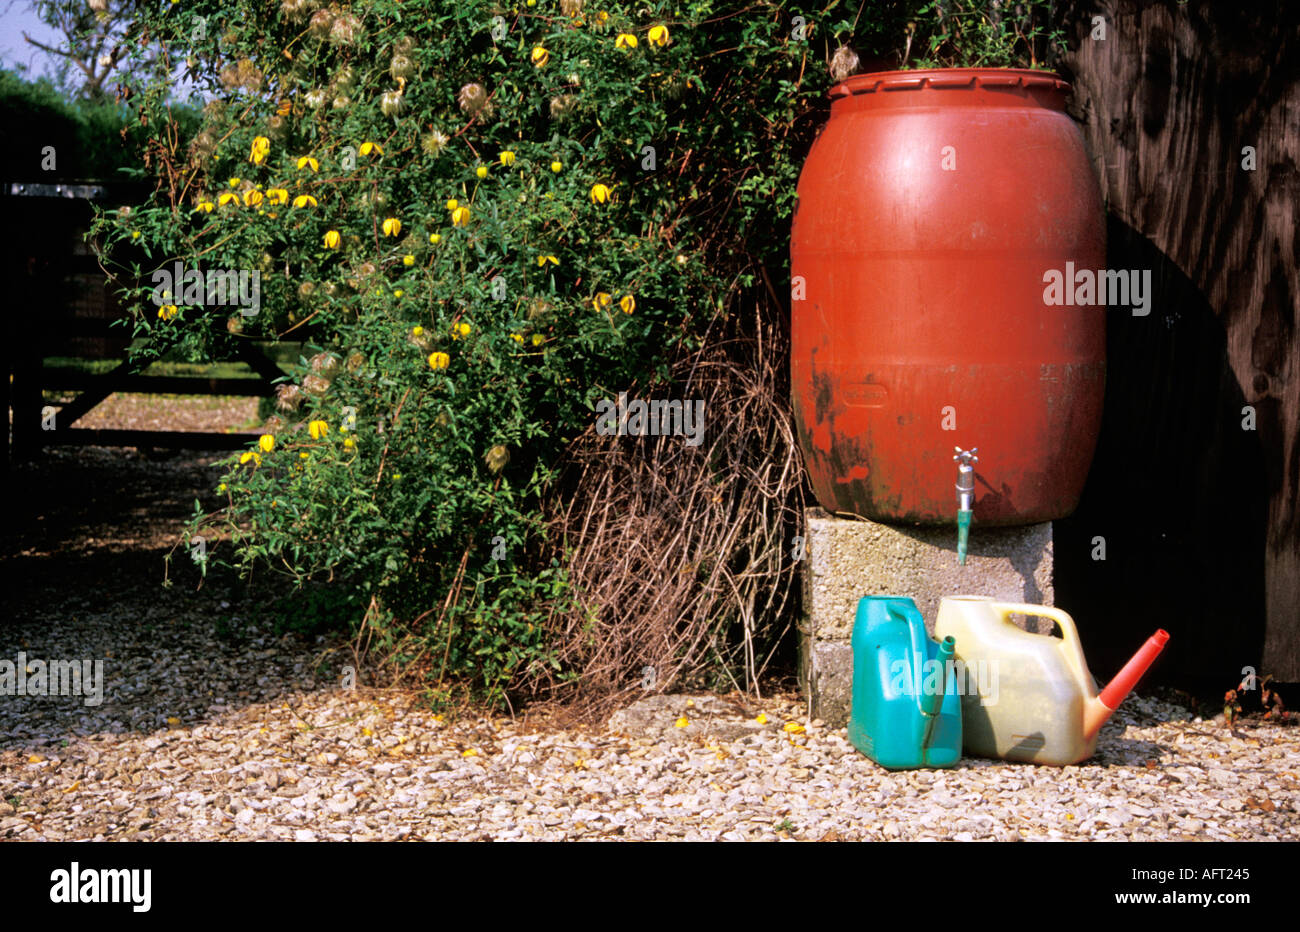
[1082, 630, 1170, 741]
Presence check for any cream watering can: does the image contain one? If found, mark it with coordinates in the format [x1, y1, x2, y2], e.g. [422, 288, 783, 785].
[935, 596, 1169, 765]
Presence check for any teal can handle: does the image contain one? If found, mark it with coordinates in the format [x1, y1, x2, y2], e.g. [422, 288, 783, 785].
[922, 636, 954, 719]
[920, 636, 955, 752]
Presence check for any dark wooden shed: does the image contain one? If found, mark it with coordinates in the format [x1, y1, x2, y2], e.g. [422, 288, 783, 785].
[1054, 0, 1298, 681]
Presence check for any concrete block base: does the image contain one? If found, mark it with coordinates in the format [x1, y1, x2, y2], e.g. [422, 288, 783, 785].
[799, 507, 1054, 727]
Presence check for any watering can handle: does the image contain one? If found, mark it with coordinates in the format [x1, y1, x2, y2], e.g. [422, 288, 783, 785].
[990, 602, 1091, 688]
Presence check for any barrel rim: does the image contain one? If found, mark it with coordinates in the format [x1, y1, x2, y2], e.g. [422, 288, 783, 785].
[830, 67, 1070, 99]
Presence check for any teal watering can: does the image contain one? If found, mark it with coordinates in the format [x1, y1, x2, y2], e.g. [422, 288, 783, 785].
[848, 596, 962, 769]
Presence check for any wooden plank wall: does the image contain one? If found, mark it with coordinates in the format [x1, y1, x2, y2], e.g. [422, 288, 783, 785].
[1054, 0, 1298, 681]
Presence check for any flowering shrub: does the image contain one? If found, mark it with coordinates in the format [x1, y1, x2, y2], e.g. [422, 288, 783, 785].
[97, 0, 830, 704]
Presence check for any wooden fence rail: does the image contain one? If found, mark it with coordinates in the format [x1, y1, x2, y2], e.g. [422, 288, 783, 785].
[2, 179, 283, 464]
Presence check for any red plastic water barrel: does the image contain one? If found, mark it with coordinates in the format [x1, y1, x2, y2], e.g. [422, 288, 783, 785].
[791, 69, 1106, 526]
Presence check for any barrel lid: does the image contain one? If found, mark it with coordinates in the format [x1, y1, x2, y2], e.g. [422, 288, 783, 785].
[830, 67, 1070, 99]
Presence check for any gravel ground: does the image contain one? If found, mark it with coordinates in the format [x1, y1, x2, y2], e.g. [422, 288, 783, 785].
[2, 675, 1298, 841]
[68, 392, 265, 435]
[2, 446, 1298, 842]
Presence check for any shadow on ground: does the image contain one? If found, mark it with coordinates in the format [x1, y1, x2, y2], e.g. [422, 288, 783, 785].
[0, 446, 345, 753]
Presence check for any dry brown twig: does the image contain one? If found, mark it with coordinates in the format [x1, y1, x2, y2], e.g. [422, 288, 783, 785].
[530, 288, 806, 719]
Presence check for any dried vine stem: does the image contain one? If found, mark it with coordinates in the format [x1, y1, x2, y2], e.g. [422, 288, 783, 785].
[530, 288, 806, 718]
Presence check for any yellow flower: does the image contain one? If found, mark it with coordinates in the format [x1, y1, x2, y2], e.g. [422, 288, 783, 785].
[428, 351, 450, 370]
[308, 419, 329, 440]
[592, 292, 611, 311]
[412, 326, 424, 337]
[239, 451, 262, 466]
[218, 483, 227, 492]
[227, 177, 241, 189]
[510, 333, 524, 343]
[402, 254, 415, 266]
[476, 165, 488, 179]
[783, 721, 806, 734]
[249, 136, 270, 164]
[359, 141, 384, 157]
[299, 451, 309, 460]
[157, 304, 178, 320]
[458, 322, 472, 337]
[343, 437, 355, 450]
[429, 233, 442, 245]
[243, 189, 264, 207]
[616, 33, 638, 49]
[619, 294, 636, 314]
[462, 748, 479, 757]
[531, 333, 544, 346]
[382, 217, 402, 237]
[499, 150, 516, 166]
[550, 160, 562, 173]
[674, 716, 688, 728]
[531, 46, 549, 67]
[195, 200, 215, 213]
[296, 155, 319, 172]
[131, 230, 141, 239]
[648, 25, 670, 47]
[292, 194, 318, 208]
[536, 255, 559, 267]
[446, 198, 459, 210]
[323, 229, 341, 249]
[595, 11, 609, 25]
[266, 188, 289, 205]
[393, 289, 404, 297]
[589, 183, 613, 204]
[755, 713, 768, 724]
[259, 434, 275, 453]
[450, 206, 471, 226]
[218, 192, 239, 207]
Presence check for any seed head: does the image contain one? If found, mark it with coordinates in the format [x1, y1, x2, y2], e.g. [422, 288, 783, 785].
[329, 12, 363, 46]
[421, 130, 450, 158]
[307, 9, 333, 38]
[309, 352, 340, 378]
[549, 94, 577, 122]
[830, 45, 861, 83]
[275, 383, 304, 412]
[458, 83, 493, 119]
[485, 444, 510, 474]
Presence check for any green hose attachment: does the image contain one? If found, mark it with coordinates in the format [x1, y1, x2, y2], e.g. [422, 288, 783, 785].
[957, 509, 972, 565]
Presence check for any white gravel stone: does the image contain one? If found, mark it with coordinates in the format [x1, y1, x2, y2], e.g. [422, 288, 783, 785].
[2, 536, 1297, 842]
